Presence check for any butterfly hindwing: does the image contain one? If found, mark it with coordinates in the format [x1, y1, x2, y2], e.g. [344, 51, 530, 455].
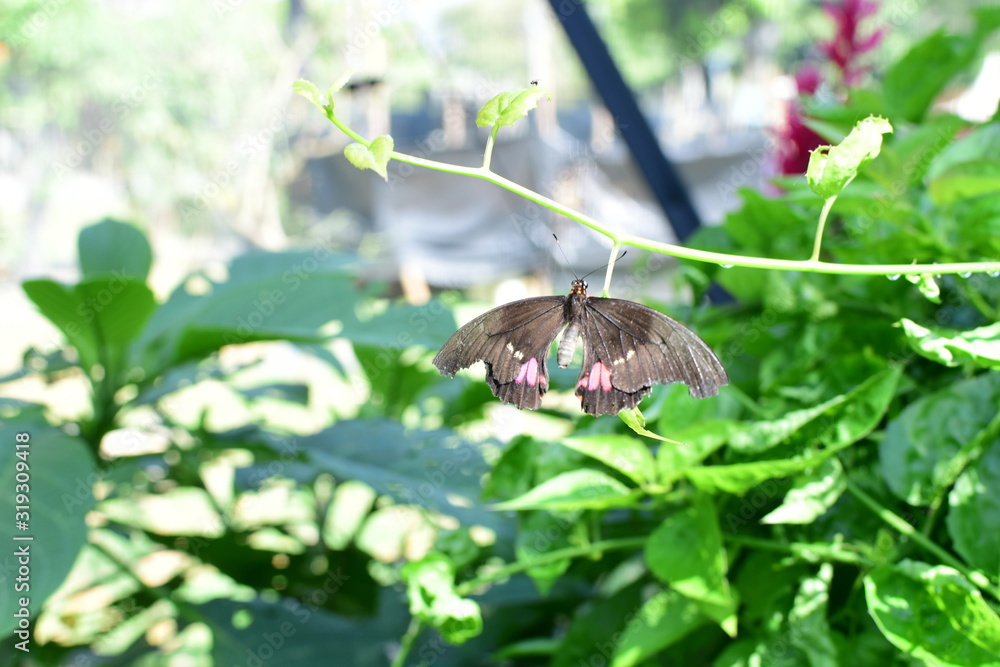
[432, 297, 566, 409]
[574, 297, 729, 416]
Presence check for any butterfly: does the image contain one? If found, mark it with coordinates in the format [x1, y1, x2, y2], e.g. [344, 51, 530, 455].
[432, 279, 729, 416]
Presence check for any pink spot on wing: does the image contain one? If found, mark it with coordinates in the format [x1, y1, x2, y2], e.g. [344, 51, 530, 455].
[586, 362, 612, 392]
[587, 364, 600, 391]
[599, 362, 612, 391]
[515, 357, 539, 386]
[526, 357, 538, 385]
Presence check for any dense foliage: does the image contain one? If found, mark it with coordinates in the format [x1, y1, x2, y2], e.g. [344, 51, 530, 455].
[2, 6, 1000, 667]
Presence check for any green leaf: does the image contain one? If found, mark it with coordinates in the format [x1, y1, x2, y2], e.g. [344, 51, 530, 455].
[324, 481, 377, 550]
[729, 366, 901, 454]
[947, 440, 1000, 577]
[292, 78, 323, 108]
[344, 134, 394, 180]
[402, 555, 482, 645]
[78, 217, 152, 280]
[645, 493, 737, 636]
[200, 594, 406, 665]
[684, 452, 829, 496]
[807, 116, 892, 200]
[883, 31, 981, 123]
[76, 276, 158, 346]
[656, 420, 737, 484]
[492, 469, 641, 511]
[900, 319, 1000, 369]
[0, 425, 95, 639]
[880, 373, 1000, 505]
[611, 588, 709, 667]
[133, 251, 452, 373]
[788, 563, 839, 667]
[22, 279, 100, 370]
[303, 420, 499, 530]
[761, 458, 846, 525]
[482, 435, 538, 501]
[562, 434, 656, 486]
[475, 87, 550, 129]
[618, 407, 684, 445]
[552, 582, 643, 667]
[22, 277, 157, 371]
[879, 113, 968, 186]
[865, 560, 1000, 665]
[327, 71, 355, 100]
[515, 510, 575, 595]
[926, 124, 1000, 181]
[928, 162, 1000, 205]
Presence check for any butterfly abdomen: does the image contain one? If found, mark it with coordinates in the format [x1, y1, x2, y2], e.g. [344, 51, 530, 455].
[557, 321, 580, 368]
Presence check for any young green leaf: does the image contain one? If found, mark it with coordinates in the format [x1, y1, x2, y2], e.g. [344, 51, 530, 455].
[807, 116, 893, 200]
[476, 87, 551, 130]
[900, 319, 1000, 369]
[293, 72, 354, 110]
[618, 407, 685, 445]
[327, 71, 355, 102]
[344, 135, 394, 180]
[292, 79, 323, 108]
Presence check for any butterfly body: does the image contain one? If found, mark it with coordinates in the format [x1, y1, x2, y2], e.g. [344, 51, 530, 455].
[433, 280, 728, 416]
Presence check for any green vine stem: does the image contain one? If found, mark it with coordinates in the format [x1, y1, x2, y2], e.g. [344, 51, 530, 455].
[454, 536, 647, 597]
[390, 617, 426, 667]
[845, 479, 1000, 601]
[811, 196, 838, 262]
[324, 107, 999, 278]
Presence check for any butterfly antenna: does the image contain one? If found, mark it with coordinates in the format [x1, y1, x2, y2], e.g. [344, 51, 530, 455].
[552, 233, 580, 279]
[581, 249, 627, 281]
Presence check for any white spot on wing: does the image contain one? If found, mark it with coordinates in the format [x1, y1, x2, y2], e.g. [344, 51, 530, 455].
[506, 342, 523, 360]
[612, 350, 636, 366]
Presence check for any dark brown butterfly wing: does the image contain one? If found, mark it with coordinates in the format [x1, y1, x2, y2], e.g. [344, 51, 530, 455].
[432, 297, 566, 410]
[574, 297, 729, 416]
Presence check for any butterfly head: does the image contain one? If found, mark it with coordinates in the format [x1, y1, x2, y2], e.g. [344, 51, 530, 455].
[569, 279, 588, 296]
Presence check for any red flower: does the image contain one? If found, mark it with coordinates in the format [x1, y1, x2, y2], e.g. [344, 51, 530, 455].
[775, 0, 885, 175]
[819, 0, 884, 86]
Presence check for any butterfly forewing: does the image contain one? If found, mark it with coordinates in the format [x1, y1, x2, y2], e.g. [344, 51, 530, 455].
[432, 297, 566, 409]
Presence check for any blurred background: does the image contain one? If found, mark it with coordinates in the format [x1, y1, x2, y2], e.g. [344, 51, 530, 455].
[2, 1, 1000, 665]
[3, 0, 996, 373]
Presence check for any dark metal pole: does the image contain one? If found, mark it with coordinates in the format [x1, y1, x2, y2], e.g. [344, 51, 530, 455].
[546, 0, 702, 241]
